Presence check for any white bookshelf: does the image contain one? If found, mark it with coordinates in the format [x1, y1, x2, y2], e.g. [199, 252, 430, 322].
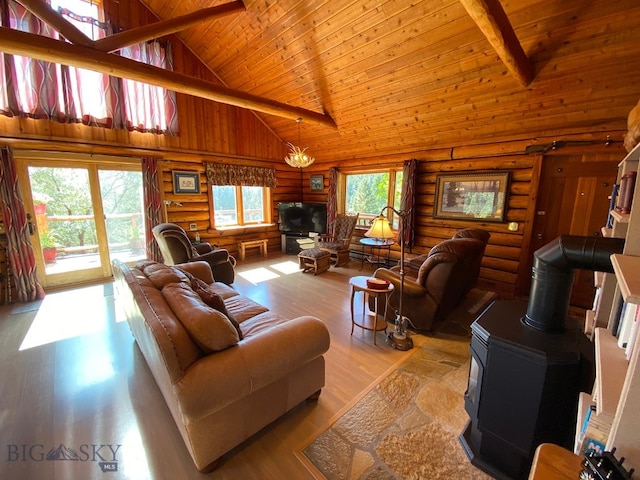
[589, 141, 640, 469]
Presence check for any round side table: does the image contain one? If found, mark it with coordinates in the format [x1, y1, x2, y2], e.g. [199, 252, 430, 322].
[359, 238, 394, 270]
[349, 275, 394, 345]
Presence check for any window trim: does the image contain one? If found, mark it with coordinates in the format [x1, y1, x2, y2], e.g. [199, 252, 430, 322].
[339, 167, 403, 228]
[208, 185, 272, 230]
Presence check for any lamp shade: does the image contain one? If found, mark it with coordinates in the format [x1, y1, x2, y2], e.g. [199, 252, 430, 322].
[365, 214, 395, 239]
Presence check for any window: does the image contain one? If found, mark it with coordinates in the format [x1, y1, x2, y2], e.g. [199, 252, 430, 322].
[343, 169, 403, 228]
[211, 185, 270, 228]
[0, 0, 178, 134]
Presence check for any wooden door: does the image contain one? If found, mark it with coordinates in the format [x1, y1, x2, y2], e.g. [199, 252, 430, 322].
[527, 154, 619, 309]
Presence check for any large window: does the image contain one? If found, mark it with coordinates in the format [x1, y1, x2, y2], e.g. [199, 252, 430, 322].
[0, 0, 178, 134]
[211, 185, 270, 228]
[343, 169, 403, 228]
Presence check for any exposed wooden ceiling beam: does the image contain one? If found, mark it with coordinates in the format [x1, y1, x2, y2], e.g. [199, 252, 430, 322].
[94, 2, 246, 53]
[459, 0, 533, 87]
[17, 0, 93, 48]
[0, 27, 336, 128]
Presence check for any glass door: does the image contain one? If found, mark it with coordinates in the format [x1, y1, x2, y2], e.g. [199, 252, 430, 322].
[18, 155, 145, 288]
[98, 169, 146, 264]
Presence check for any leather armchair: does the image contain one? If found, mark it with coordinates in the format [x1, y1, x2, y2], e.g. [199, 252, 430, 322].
[372, 230, 489, 331]
[152, 223, 236, 285]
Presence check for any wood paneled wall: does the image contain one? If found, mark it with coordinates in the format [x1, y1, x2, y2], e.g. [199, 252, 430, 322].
[303, 140, 628, 297]
[0, 0, 632, 297]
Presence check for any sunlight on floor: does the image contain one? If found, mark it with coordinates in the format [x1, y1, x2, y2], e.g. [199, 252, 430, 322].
[121, 427, 152, 479]
[19, 284, 111, 351]
[269, 260, 301, 275]
[238, 260, 301, 284]
[238, 267, 280, 285]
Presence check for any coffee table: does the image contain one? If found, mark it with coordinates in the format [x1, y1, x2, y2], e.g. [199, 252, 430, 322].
[349, 275, 394, 345]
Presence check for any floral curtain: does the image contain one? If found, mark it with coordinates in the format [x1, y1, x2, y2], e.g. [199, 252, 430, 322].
[204, 162, 276, 188]
[0, 147, 45, 303]
[400, 159, 417, 248]
[142, 156, 163, 262]
[326, 167, 339, 235]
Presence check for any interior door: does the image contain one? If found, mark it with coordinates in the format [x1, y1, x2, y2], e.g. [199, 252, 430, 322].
[17, 154, 145, 289]
[527, 154, 619, 309]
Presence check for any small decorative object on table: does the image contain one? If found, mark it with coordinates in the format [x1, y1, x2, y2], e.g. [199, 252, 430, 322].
[580, 448, 634, 480]
[366, 278, 390, 290]
[348, 276, 394, 345]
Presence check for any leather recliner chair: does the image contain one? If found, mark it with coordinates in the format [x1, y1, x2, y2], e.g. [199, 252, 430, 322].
[152, 223, 236, 285]
[372, 229, 490, 331]
[401, 228, 491, 295]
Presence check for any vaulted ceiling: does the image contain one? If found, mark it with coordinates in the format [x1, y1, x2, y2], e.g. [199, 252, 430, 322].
[135, 0, 640, 162]
[8, 0, 640, 163]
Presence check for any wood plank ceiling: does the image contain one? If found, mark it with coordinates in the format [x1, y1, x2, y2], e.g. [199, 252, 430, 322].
[17, 0, 640, 163]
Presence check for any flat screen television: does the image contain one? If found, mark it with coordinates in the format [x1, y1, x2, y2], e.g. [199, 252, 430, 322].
[278, 202, 327, 234]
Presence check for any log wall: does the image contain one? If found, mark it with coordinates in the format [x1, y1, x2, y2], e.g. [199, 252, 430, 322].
[299, 140, 628, 297]
[0, 0, 633, 297]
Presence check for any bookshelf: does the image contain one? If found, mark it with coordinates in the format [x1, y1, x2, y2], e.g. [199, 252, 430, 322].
[581, 141, 640, 469]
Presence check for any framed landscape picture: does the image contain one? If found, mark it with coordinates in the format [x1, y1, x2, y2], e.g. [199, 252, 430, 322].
[434, 171, 510, 222]
[173, 171, 200, 194]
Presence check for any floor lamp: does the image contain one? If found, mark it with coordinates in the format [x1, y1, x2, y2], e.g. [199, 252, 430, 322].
[365, 206, 413, 351]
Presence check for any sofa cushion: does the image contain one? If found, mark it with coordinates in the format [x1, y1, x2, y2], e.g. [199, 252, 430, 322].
[142, 261, 190, 289]
[224, 295, 270, 323]
[162, 282, 239, 353]
[239, 311, 290, 338]
[206, 281, 240, 300]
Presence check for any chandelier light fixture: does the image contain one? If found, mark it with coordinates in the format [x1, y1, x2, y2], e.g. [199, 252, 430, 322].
[284, 118, 315, 168]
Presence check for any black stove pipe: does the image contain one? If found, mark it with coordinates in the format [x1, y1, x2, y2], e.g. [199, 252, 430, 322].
[524, 235, 625, 332]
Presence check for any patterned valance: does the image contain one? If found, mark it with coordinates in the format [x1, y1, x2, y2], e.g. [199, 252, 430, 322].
[205, 162, 276, 188]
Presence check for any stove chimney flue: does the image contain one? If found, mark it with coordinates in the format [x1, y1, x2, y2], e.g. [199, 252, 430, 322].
[524, 235, 624, 332]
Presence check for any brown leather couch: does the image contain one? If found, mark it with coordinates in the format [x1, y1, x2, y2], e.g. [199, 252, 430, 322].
[112, 259, 330, 472]
[152, 222, 236, 284]
[372, 229, 490, 331]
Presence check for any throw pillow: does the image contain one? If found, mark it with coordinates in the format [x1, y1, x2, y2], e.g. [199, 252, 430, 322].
[162, 283, 239, 353]
[176, 268, 243, 340]
[192, 282, 243, 340]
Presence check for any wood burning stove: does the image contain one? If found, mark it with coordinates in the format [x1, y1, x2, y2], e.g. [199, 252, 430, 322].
[459, 235, 625, 480]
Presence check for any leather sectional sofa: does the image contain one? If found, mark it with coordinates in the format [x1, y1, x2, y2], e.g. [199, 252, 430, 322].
[112, 259, 330, 472]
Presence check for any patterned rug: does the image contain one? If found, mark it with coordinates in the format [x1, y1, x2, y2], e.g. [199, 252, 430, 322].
[298, 289, 497, 480]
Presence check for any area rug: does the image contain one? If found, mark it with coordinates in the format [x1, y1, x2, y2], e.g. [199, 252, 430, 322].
[298, 289, 497, 480]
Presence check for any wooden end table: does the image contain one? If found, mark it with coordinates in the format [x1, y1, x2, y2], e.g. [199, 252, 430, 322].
[349, 275, 394, 345]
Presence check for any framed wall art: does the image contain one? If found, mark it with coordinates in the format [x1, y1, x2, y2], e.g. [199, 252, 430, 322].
[173, 171, 200, 194]
[433, 171, 510, 222]
[310, 174, 324, 192]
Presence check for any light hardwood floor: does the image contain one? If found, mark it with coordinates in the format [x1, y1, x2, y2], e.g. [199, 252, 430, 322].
[0, 253, 430, 480]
